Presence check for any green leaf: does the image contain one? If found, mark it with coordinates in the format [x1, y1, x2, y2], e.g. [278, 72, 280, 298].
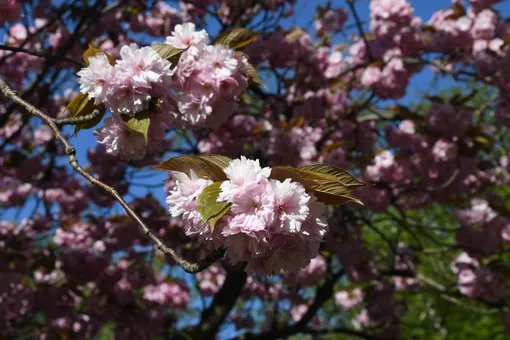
[83, 44, 116, 65]
[151, 43, 186, 67]
[152, 155, 231, 182]
[66, 93, 105, 135]
[197, 182, 231, 231]
[120, 111, 151, 145]
[212, 28, 260, 49]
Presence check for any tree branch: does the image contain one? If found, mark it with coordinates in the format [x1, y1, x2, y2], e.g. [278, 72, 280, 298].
[347, 0, 373, 62]
[0, 44, 86, 67]
[303, 326, 379, 340]
[53, 109, 102, 126]
[177, 264, 248, 340]
[0, 74, 224, 274]
[235, 269, 345, 340]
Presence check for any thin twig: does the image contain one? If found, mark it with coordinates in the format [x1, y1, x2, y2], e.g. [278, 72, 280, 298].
[54, 109, 102, 126]
[0, 74, 224, 274]
[0, 44, 86, 67]
[346, 0, 373, 62]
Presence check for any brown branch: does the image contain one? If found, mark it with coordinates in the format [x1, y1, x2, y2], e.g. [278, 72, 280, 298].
[0, 74, 224, 274]
[53, 109, 102, 126]
[0, 44, 86, 67]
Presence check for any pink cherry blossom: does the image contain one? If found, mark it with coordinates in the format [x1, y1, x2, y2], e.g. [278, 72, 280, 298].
[218, 156, 271, 202]
[165, 22, 209, 49]
[335, 288, 363, 310]
[166, 170, 213, 237]
[94, 115, 147, 161]
[77, 53, 114, 105]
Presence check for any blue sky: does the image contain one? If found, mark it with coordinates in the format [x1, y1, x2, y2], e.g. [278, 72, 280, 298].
[2, 0, 510, 337]
[3, 0, 510, 221]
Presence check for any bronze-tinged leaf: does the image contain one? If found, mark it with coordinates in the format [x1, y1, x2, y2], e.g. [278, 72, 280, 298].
[286, 28, 306, 42]
[322, 141, 344, 153]
[270, 164, 368, 205]
[83, 44, 116, 65]
[279, 167, 338, 183]
[151, 43, 186, 66]
[197, 182, 231, 231]
[308, 181, 364, 205]
[451, 3, 466, 19]
[246, 62, 264, 86]
[269, 166, 318, 187]
[212, 28, 260, 49]
[152, 155, 229, 181]
[66, 93, 105, 134]
[421, 24, 437, 33]
[196, 154, 233, 169]
[312, 191, 363, 205]
[356, 113, 380, 122]
[287, 114, 305, 129]
[426, 95, 447, 104]
[393, 105, 414, 119]
[120, 111, 151, 145]
[298, 164, 368, 189]
[370, 60, 385, 69]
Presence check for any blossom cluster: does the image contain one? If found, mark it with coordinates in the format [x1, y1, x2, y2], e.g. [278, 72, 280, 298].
[166, 156, 328, 274]
[76, 23, 249, 161]
[451, 252, 506, 302]
[78, 44, 173, 116]
[167, 23, 249, 127]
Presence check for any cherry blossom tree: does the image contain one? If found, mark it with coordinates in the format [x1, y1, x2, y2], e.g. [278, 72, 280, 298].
[1, 0, 510, 339]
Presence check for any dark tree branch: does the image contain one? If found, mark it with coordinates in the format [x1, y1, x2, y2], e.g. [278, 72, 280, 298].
[177, 264, 248, 340]
[347, 0, 374, 62]
[0, 44, 86, 67]
[234, 269, 346, 340]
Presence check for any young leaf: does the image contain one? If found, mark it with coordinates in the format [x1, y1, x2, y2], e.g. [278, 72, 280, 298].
[212, 28, 260, 49]
[269, 166, 318, 187]
[151, 43, 186, 66]
[152, 155, 230, 182]
[234, 51, 264, 87]
[298, 164, 367, 188]
[83, 44, 116, 66]
[270, 165, 367, 205]
[311, 188, 364, 205]
[120, 111, 151, 145]
[246, 62, 264, 86]
[66, 93, 105, 134]
[197, 182, 231, 231]
[197, 155, 232, 169]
